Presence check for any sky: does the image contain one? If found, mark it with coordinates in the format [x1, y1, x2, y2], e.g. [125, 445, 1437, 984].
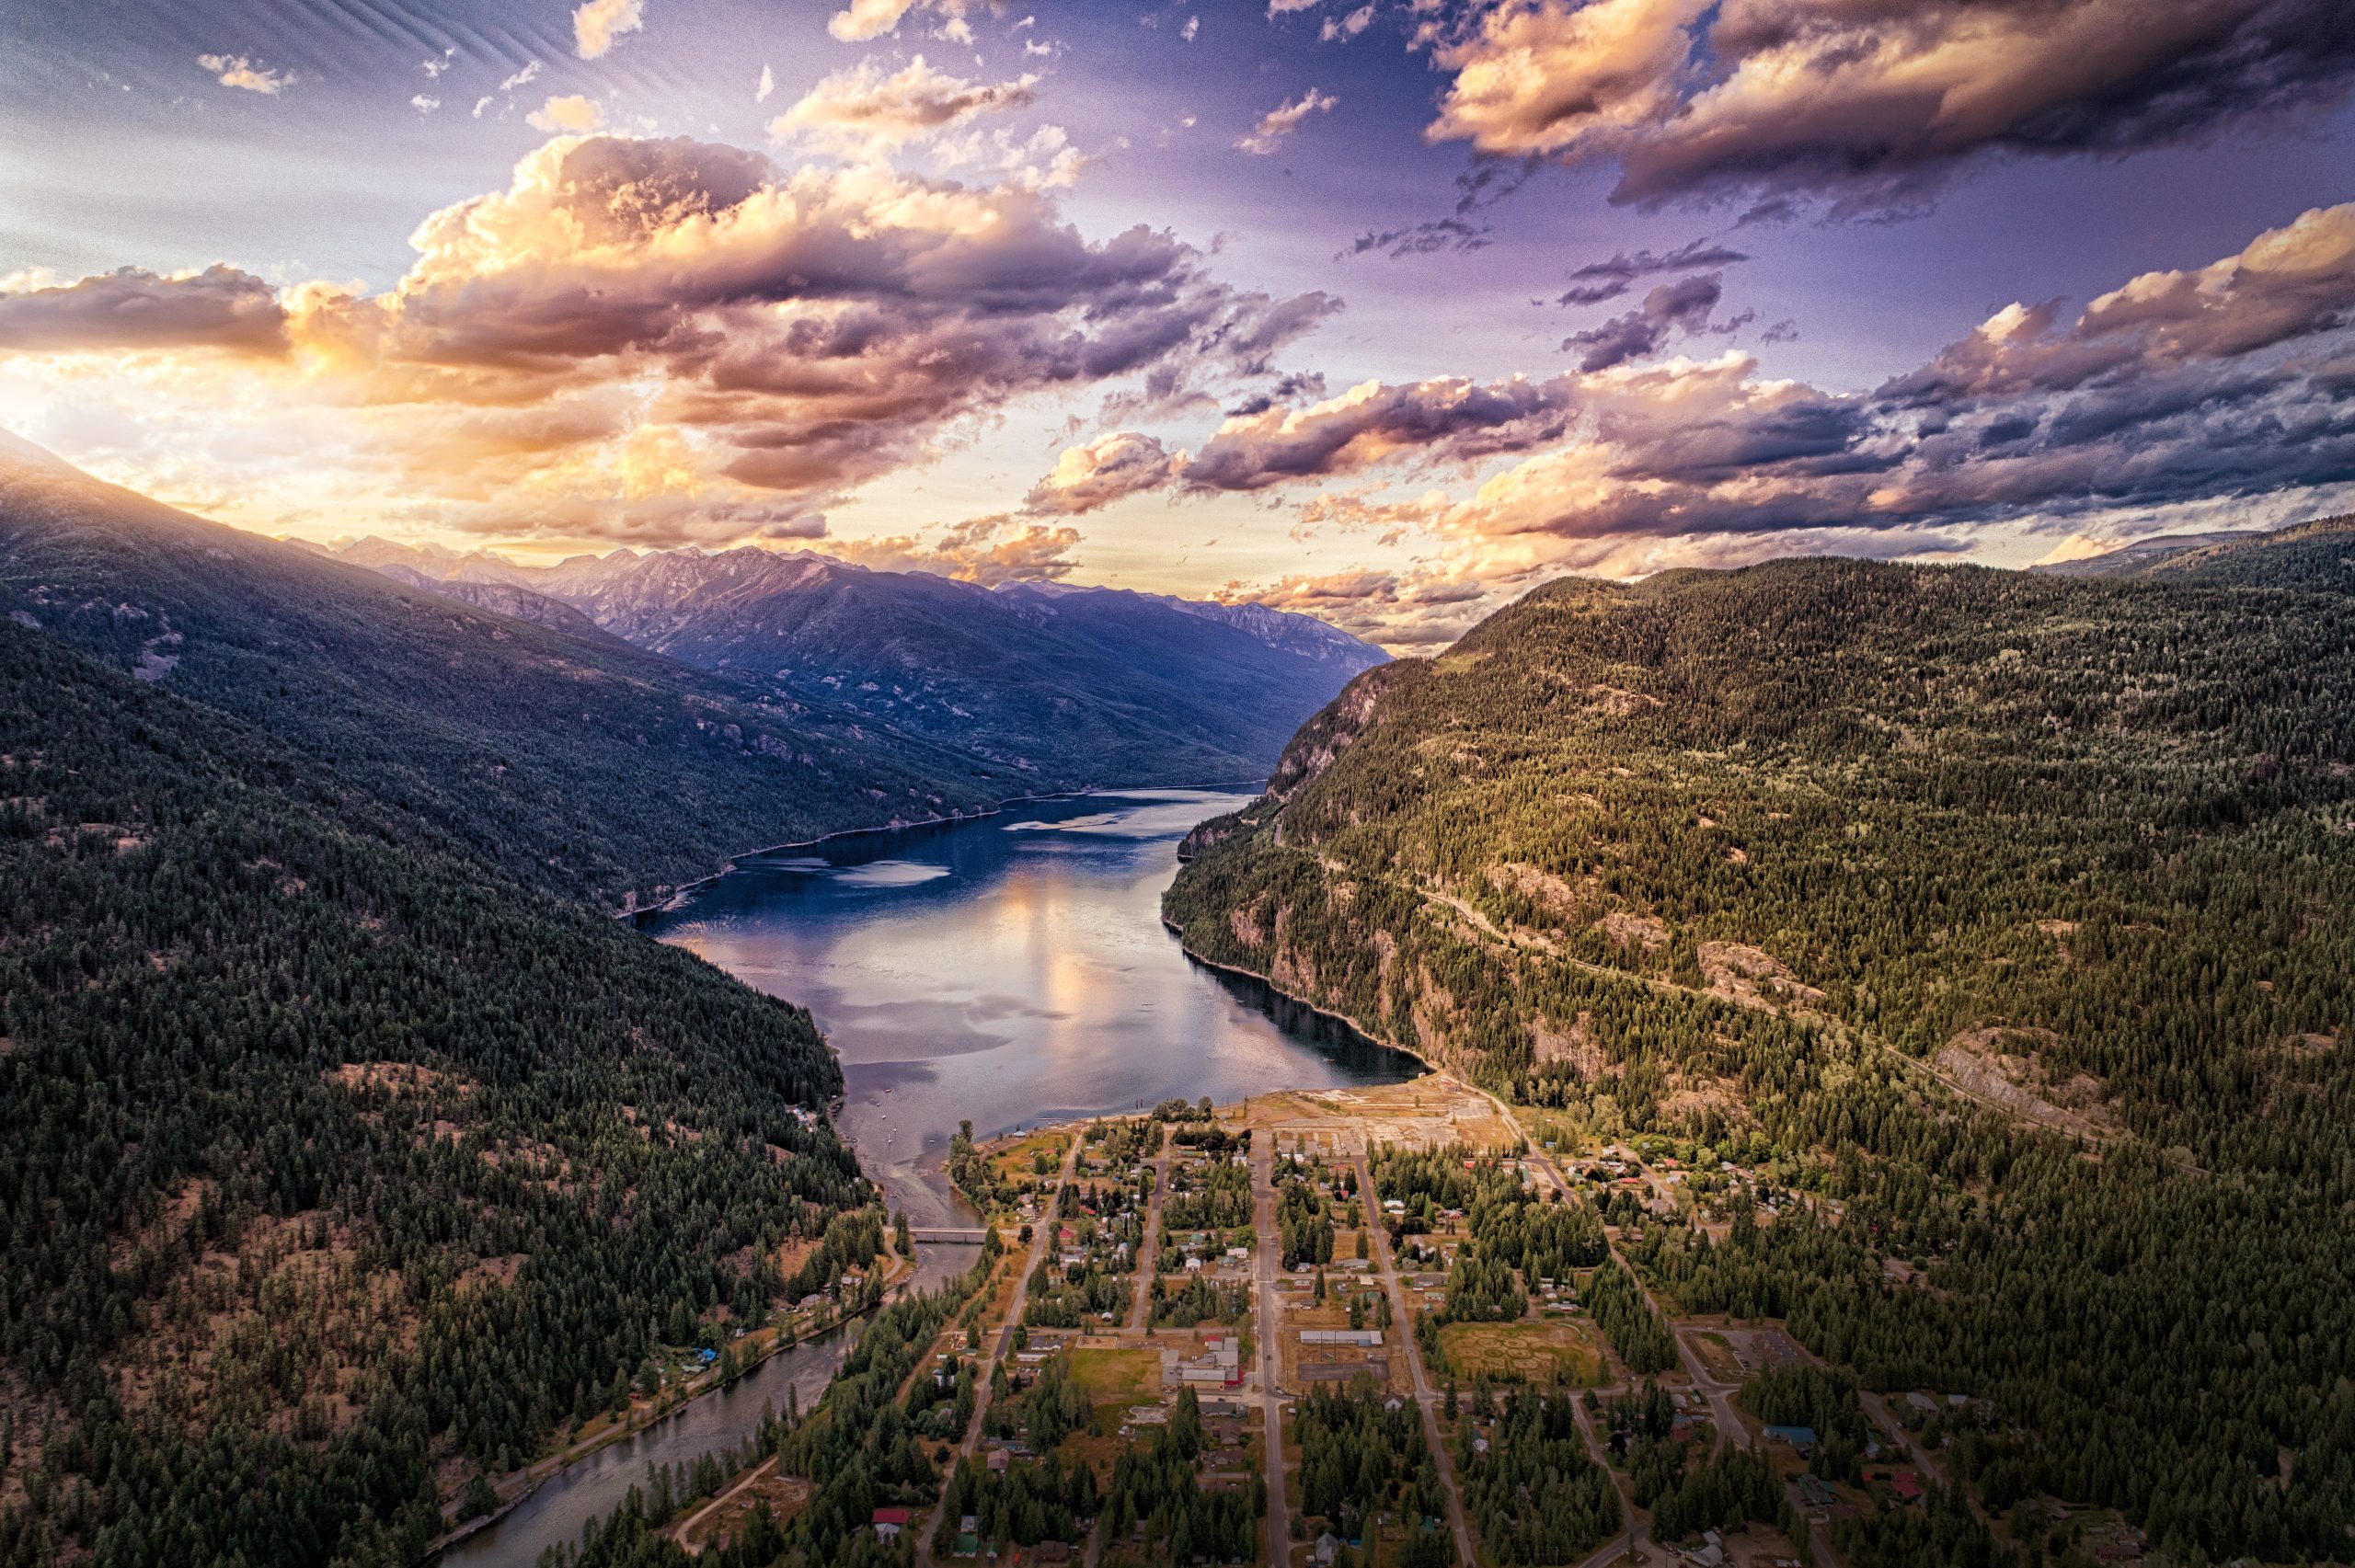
[2, 0, 2352, 647]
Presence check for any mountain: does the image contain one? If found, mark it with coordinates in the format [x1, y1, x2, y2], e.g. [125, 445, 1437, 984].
[0, 576, 882, 1568]
[330, 540, 1387, 787]
[0, 443, 999, 909]
[1166, 543, 2355, 1559]
[2024, 530, 2261, 576]
[2026, 515, 2355, 585]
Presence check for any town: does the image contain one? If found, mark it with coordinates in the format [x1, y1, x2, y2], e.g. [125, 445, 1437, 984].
[657, 1076, 2145, 1568]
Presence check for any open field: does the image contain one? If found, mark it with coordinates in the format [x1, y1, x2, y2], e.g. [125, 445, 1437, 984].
[1068, 1344, 1161, 1432]
[1230, 1076, 1519, 1154]
[1437, 1318, 1605, 1386]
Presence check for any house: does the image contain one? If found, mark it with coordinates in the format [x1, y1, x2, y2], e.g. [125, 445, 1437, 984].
[871, 1507, 910, 1539]
[986, 1447, 1011, 1473]
[1034, 1542, 1072, 1563]
[1890, 1471, 1924, 1504]
[1764, 1424, 1818, 1453]
[1301, 1328, 1384, 1346]
[1314, 1534, 1341, 1567]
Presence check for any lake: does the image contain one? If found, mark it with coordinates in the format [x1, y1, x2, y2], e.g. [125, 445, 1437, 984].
[641, 785, 1424, 1226]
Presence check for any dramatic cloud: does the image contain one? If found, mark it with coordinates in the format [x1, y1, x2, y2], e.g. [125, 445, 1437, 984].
[0, 266, 290, 355]
[1236, 87, 1338, 154]
[1184, 375, 1579, 491]
[572, 0, 646, 60]
[1883, 200, 2355, 404]
[197, 53, 290, 94]
[1559, 239, 1748, 305]
[0, 135, 1336, 549]
[1427, 0, 1701, 162]
[773, 57, 1039, 157]
[1563, 272, 1728, 370]
[1148, 203, 2355, 639]
[1026, 374, 1577, 514]
[1425, 0, 2355, 210]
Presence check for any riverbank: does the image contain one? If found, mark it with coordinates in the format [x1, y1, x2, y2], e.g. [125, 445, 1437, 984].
[425, 1242, 936, 1563]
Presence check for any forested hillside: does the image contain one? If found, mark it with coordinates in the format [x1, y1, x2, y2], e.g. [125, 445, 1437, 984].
[0, 619, 880, 1567]
[0, 448, 994, 910]
[1166, 531, 2355, 1559]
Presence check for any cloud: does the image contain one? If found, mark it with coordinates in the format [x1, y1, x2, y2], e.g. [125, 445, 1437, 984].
[1343, 217, 1493, 260]
[1424, 0, 2355, 212]
[1425, 0, 1701, 162]
[572, 0, 645, 60]
[1882, 200, 2355, 404]
[1025, 373, 1579, 514]
[1120, 203, 2355, 642]
[1184, 375, 1580, 491]
[1563, 272, 1726, 370]
[0, 135, 1338, 551]
[1322, 6, 1375, 41]
[1023, 430, 1179, 513]
[832, 510, 1084, 583]
[1236, 87, 1337, 154]
[501, 61, 544, 93]
[527, 94, 606, 133]
[772, 56, 1039, 158]
[0, 266, 290, 355]
[411, 95, 442, 116]
[1558, 238, 1749, 305]
[196, 53, 291, 94]
[757, 64, 775, 103]
[828, 0, 975, 43]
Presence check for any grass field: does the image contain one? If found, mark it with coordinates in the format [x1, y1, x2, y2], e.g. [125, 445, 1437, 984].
[1437, 1318, 1605, 1386]
[1069, 1345, 1162, 1434]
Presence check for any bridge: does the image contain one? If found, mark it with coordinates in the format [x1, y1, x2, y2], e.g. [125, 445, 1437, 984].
[907, 1228, 991, 1244]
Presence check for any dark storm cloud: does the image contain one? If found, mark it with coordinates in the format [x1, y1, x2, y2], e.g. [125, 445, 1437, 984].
[1426, 0, 2355, 213]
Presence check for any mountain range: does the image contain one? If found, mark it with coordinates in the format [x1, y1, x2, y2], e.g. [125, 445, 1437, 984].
[308, 536, 1385, 793]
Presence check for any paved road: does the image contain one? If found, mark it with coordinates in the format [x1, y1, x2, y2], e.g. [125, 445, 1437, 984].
[1127, 1127, 1171, 1332]
[1250, 1134, 1294, 1568]
[1351, 1147, 1478, 1568]
[913, 1133, 1080, 1568]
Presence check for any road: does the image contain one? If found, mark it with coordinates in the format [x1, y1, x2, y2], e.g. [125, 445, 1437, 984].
[1568, 1393, 1643, 1568]
[1249, 1133, 1294, 1568]
[913, 1132, 1080, 1568]
[1351, 1147, 1479, 1568]
[1127, 1127, 1171, 1332]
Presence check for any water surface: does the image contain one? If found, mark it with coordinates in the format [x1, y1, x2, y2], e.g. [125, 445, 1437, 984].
[643, 787, 1422, 1225]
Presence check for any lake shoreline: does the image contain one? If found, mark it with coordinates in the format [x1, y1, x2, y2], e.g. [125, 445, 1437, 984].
[614, 777, 1272, 919]
[1160, 912, 1446, 1082]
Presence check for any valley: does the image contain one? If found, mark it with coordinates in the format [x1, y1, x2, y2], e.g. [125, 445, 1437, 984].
[2, 426, 2349, 1568]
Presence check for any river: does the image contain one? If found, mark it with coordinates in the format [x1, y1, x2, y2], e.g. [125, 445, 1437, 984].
[442, 785, 1419, 1564]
